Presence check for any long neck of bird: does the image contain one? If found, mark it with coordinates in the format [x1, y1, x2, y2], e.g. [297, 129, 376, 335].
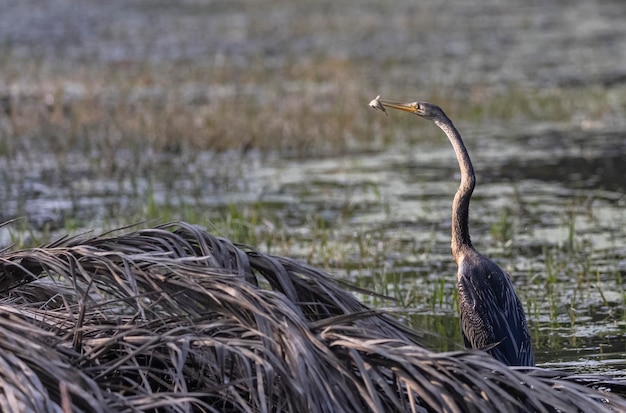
[434, 116, 475, 263]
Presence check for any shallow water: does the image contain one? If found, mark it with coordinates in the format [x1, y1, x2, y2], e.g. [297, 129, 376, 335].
[2, 124, 626, 374]
[265, 126, 626, 373]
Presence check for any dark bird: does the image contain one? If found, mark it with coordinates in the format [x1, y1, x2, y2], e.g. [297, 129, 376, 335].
[372, 97, 534, 366]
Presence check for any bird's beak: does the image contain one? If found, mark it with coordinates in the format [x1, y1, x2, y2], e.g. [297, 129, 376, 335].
[377, 99, 417, 114]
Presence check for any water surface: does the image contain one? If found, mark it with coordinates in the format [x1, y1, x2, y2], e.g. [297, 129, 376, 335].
[3, 123, 625, 374]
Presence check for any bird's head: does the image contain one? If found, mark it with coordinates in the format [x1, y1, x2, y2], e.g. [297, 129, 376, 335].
[369, 97, 448, 123]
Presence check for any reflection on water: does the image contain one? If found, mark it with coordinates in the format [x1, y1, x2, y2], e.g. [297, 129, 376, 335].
[2, 124, 625, 374]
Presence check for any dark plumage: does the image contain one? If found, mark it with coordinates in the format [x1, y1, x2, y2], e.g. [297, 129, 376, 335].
[458, 249, 534, 366]
[375, 99, 534, 366]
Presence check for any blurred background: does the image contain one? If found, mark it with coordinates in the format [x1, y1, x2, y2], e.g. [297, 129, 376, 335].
[1, 0, 625, 371]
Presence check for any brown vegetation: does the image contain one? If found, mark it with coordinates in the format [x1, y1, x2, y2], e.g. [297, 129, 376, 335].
[1, 222, 625, 412]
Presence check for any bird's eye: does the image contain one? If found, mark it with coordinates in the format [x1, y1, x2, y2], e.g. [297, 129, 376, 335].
[415, 103, 421, 110]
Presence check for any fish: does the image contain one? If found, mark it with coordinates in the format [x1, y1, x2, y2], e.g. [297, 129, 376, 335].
[368, 95, 388, 116]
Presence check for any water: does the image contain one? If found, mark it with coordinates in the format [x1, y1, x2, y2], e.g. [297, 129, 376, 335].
[269, 129, 626, 373]
[2, 127, 625, 373]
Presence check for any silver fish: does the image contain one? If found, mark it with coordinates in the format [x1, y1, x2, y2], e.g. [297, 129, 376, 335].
[368, 95, 388, 116]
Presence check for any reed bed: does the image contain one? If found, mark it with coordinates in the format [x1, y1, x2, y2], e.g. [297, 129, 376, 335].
[0, 222, 624, 412]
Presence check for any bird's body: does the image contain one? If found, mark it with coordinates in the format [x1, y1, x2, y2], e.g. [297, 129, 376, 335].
[458, 249, 534, 366]
[372, 98, 534, 366]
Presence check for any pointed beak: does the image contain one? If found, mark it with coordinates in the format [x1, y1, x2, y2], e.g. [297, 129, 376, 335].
[377, 99, 417, 114]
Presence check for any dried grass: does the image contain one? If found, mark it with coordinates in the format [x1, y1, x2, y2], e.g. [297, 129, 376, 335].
[0, 222, 624, 412]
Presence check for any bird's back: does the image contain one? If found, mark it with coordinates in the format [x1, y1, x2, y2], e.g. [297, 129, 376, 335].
[457, 249, 534, 366]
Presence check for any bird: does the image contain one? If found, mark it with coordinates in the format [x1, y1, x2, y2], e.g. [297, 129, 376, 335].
[371, 97, 534, 366]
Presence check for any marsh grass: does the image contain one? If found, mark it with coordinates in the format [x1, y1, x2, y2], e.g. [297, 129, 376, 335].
[2, 52, 624, 161]
[490, 206, 515, 246]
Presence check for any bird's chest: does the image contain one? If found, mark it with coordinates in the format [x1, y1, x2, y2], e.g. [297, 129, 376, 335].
[457, 266, 507, 309]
